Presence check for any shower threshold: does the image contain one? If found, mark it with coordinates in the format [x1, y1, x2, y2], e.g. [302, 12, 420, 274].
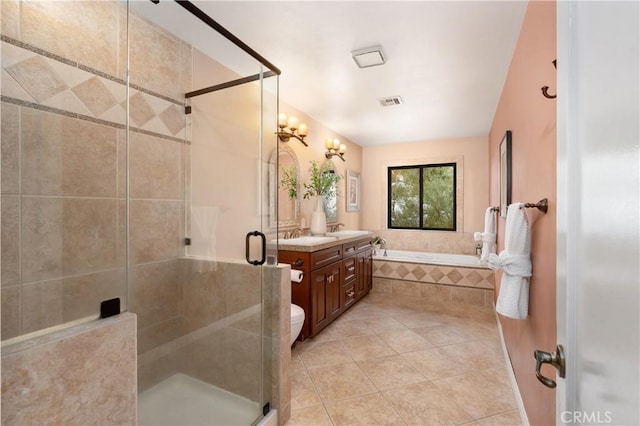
[138, 373, 260, 426]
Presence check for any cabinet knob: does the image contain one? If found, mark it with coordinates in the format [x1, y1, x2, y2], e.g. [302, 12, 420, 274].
[347, 291, 355, 297]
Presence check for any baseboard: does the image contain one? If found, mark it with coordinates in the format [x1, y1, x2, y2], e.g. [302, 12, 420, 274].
[495, 313, 530, 426]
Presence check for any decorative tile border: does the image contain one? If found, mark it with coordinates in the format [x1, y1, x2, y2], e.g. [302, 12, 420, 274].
[1, 37, 186, 143]
[373, 260, 494, 289]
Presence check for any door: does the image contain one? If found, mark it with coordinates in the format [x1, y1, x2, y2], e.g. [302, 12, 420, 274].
[311, 268, 330, 335]
[556, 2, 639, 424]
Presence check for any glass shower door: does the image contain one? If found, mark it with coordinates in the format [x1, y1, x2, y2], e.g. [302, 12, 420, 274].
[128, 1, 277, 425]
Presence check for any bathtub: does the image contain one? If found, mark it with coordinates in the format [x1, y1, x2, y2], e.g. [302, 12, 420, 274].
[372, 249, 495, 307]
[373, 249, 485, 268]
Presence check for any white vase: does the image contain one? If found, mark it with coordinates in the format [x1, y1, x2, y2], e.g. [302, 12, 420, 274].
[310, 196, 327, 236]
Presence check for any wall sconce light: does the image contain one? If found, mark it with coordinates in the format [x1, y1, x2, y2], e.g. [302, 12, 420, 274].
[325, 138, 346, 162]
[277, 113, 308, 146]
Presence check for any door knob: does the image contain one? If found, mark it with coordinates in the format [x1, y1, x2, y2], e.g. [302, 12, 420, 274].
[533, 344, 565, 388]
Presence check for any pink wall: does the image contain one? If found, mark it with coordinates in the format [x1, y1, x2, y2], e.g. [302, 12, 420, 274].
[489, 2, 556, 425]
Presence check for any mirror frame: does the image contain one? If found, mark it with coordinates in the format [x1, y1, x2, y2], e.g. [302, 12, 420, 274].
[322, 159, 339, 224]
[269, 144, 300, 229]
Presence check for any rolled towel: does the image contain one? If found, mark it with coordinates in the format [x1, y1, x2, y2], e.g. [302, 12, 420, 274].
[291, 269, 304, 283]
[474, 208, 497, 262]
[491, 203, 531, 319]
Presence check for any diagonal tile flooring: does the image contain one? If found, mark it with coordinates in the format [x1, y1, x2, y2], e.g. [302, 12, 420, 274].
[286, 292, 522, 426]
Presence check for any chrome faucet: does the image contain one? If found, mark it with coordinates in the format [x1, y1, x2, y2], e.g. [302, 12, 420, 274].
[329, 223, 345, 232]
[284, 228, 303, 239]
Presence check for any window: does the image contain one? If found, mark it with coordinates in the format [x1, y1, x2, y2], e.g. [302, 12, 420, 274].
[388, 163, 456, 231]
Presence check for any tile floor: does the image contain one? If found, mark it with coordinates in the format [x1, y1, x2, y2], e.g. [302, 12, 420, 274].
[286, 292, 521, 426]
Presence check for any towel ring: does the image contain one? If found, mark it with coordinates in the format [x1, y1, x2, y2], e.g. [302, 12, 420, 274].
[489, 206, 500, 213]
[522, 198, 548, 214]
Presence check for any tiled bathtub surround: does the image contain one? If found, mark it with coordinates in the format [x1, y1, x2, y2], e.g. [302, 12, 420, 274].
[1, 313, 137, 425]
[373, 259, 495, 308]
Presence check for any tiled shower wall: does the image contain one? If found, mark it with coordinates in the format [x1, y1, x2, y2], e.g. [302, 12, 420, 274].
[0, 1, 188, 344]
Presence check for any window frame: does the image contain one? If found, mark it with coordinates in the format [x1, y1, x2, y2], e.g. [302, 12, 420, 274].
[387, 162, 457, 231]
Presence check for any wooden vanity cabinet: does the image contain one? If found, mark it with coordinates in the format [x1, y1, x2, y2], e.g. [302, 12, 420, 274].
[279, 236, 372, 341]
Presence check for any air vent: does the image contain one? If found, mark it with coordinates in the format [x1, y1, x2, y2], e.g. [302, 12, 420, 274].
[378, 96, 403, 107]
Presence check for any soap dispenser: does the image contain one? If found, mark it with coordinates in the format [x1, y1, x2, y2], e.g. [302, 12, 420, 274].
[475, 244, 482, 257]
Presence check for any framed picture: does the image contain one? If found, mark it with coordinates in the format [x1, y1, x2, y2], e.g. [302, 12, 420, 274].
[499, 130, 512, 218]
[346, 170, 361, 212]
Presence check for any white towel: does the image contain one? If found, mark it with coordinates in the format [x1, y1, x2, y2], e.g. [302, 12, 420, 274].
[474, 207, 496, 262]
[488, 203, 531, 319]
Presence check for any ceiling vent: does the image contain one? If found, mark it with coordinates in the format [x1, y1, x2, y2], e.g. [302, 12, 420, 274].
[378, 96, 403, 107]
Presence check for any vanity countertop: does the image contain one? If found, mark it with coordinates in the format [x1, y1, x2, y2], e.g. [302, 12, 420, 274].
[270, 231, 373, 252]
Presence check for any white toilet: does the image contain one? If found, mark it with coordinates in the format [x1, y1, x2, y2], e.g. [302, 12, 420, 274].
[290, 304, 305, 345]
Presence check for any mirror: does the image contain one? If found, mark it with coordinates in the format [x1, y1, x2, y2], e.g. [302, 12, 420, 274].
[322, 160, 338, 224]
[269, 145, 300, 228]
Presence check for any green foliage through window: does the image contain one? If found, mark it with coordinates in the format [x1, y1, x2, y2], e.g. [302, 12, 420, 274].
[388, 163, 456, 231]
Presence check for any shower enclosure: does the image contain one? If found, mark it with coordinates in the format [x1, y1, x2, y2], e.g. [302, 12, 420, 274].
[1, 1, 280, 424]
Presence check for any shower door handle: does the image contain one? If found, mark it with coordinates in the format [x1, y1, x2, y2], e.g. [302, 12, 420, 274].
[246, 231, 266, 266]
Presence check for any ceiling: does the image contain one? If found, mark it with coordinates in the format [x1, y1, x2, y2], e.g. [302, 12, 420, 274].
[135, 1, 528, 147]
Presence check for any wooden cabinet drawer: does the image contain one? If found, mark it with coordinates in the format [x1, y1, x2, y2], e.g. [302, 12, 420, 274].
[343, 242, 358, 255]
[355, 238, 372, 252]
[343, 256, 357, 282]
[311, 245, 343, 270]
[343, 280, 356, 310]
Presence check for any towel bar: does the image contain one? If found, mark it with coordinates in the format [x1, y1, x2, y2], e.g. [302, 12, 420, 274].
[522, 198, 548, 214]
[489, 206, 500, 213]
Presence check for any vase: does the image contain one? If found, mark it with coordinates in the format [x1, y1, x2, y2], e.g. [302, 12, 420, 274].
[310, 195, 327, 236]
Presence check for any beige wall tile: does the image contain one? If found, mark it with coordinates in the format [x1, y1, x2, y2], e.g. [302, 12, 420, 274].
[221, 327, 262, 402]
[130, 260, 180, 329]
[182, 327, 226, 387]
[225, 262, 261, 316]
[182, 261, 226, 333]
[391, 280, 421, 297]
[21, 196, 63, 283]
[1, 196, 20, 286]
[21, 1, 120, 77]
[62, 198, 117, 276]
[137, 316, 183, 354]
[0, 0, 20, 40]
[5, 56, 67, 103]
[129, 13, 183, 101]
[452, 287, 485, 306]
[372, 277, 392, 293]
[138, 348, 182, 393]
[129, 132, 182, 200]
[1, 102, 19, 195]
[21, 279, 63, 334]
[419, 282, 452, 303]
[2, 313, 137, 425]
[21, 109, 117, 197]
[129, 200, 181, 264]
[62, 268, 126, 322]
[1, 286, 20, 340]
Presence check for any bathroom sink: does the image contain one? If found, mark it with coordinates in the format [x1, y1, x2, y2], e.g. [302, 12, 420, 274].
[325, 230, 371, 237]
[271, 236, 338, 246]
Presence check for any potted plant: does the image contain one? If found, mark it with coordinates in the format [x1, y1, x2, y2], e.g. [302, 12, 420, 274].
[372, 236, 386, 254]
[303, 160, 342, 235]
[279, 165, 298, 199]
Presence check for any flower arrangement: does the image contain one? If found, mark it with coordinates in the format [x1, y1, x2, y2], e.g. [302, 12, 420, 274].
[303, 160, 342, 199]
[372, 236, 386, 246]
